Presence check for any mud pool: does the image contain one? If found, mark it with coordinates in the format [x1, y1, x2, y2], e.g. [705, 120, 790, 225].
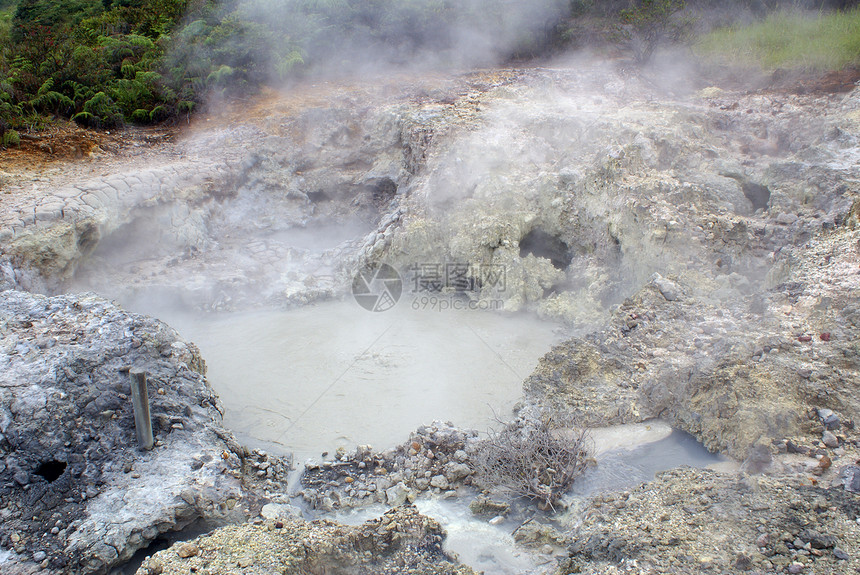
[132, 300, 565, 461]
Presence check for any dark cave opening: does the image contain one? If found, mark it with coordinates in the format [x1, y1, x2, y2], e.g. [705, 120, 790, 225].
[519, 229, 573, 269]
[741, 182, 771, 211]
[35, 460, 67, 483]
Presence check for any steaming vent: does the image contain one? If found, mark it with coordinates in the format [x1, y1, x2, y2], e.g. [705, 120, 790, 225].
[519, 229, 572, 269]
[741, 182, 771, 211]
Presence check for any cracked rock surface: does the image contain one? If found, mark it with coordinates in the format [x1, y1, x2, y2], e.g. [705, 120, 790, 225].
[0, 290, 271, 574]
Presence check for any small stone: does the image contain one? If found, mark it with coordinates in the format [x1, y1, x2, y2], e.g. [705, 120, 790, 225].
[469, 496, 510, 517]
[822, 414, 840, 430]
[489, 515, 505, 526]
[51, 527, 59, 535]
[799, 529, 836, 549]
[444, 462, 471, 482]
[260, 503, 301, 521]
[786, 440, 807, 454]
[385, 482, 411, 506]
[652, 274, 681, 301]
[788, 561, 804, 574]
[834, 547, 850, 560]
[792, 538, 805, 549]
[176, 542, 199, 558]
[843, 466, 860, 492]
[541, 544, 554, 555]
[777, 212, 799, 225]
[756, 533, 769, 547]
[818, 454, 832, 470]
[734, 553, 752, 570]
[32, 551, 46, 562]
[429, 475, 449, 489]
[822, 431, 839, 448]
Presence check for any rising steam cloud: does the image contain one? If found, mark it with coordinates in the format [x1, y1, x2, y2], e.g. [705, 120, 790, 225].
[183, 0, 571, 82]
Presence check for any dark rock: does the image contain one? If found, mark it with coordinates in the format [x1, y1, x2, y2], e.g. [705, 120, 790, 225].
[822, 414, 840, 430]
[834, 547, 850, 560]
[842, 465, 860, 493]
[733, 553, 752, 570]
[798, 529, 835, 549]
[786, 440, 808, 454]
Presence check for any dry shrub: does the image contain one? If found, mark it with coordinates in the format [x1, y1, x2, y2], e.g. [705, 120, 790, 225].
[471, 412, 589, 510]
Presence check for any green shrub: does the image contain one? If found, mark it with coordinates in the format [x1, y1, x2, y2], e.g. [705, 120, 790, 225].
[130, 107, 150, 123]
[2, 127, 19, 146]
[71, 110, 96, 126]
[148, 104, 168, 122]
[29, 78, 75, 115]
[80, 91, 123, 127]
[0, 0, 595, 130]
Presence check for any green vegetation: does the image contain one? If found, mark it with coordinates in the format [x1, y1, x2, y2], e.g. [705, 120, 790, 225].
[0, 0, 572, 136]
[696, 8, 860, 71]
[3, 0, 859, 139]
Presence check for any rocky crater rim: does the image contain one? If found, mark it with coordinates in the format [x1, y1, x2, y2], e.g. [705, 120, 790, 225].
[2, 63, 860, 574]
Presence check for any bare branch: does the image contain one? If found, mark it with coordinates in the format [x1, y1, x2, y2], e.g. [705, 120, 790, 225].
[471, 411, 590, 510]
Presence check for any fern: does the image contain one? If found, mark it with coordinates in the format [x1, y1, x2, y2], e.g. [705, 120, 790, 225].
[205, 64, 233, 87]
[121, 62, 137, 79]
[275, 49, 305, 79]
[64, 80, 95, 106]
[130, 108, 150, 123]
[36, 78, 53, 96]
[71, 111, 95, 126]
[149, 105, 168, 122]
[30, 90, 75, 114]
[2, 129, 20, 147]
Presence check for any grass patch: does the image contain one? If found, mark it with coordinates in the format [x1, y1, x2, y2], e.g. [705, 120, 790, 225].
[695, 9, 860, 72]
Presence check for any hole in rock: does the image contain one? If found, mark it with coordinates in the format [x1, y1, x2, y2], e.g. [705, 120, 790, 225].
[741, 182, 771, 211]
[35, 460, 67, 483]
[76, 222, 101, 255]
[370, 178, 397, 207]
[112, 518, 220, 575]
[306, 190, 331, 203]
[519, 229, 572, 269]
